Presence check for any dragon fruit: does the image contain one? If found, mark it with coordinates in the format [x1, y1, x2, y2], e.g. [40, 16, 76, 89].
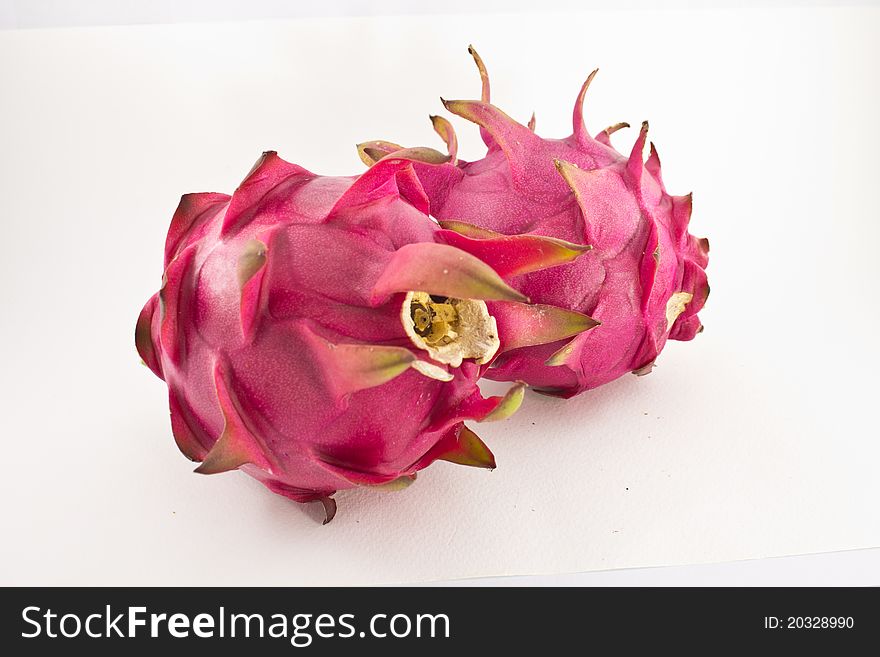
[359, 47, 709, 397]
[136, 150, 597, 521]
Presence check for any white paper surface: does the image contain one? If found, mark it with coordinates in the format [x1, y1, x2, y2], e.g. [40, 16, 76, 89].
[1, 6, 878, 585]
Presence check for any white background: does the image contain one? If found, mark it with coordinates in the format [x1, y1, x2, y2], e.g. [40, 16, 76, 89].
[1, 0, 871, 29]
[1, 3, 879, 585]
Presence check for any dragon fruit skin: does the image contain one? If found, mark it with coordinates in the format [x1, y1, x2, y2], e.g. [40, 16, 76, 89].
[359, 49, 709, 397]
[136, 151, 597, 521]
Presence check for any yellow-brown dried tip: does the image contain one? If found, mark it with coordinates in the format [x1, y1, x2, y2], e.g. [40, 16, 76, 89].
[554, 158, 575, 173]
[553, 159, 584, 196]
[319, 497, 337, 525]
[573, 69, 599, 141]
[356, 140, 402, 167]
[440, 97, 485, 122]
[606, 122, 630, 136]
[467, 44, 490, 102]
[429, 114, 458, 162]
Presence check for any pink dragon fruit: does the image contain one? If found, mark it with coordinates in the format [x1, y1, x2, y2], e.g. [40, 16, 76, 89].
[136, 150, 597, 521]
[359, 47, 709, 397]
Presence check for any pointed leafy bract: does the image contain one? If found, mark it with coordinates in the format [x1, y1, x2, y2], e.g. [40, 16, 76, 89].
[158, 246, 196, 368]
[370, 242, 528, 305]
[410, 423, 496, 471]
[626, 121, 650, 184]
[671, 193, 694, 242]
[430, 115, 459, 163]
[393, 165, 432, 215]
[357, 140, 403, 167]
[327, 156, 415, 218]
[165, 192, 230, 267]
[437, 425, 496, 469]
[646, 142, 663, 188]
[263, 480, 338, 523]
[481, 382, 526, 422]
[554, 160, 643, 256]
[468, 44, 491, 102]
[489, 301, 599, 352]
[221, 151, 314, 237]
[466, 45, 495, 149]
[436, 228, 592, 278]
[441, 98, 542, 176]
[300, 325, 452, 401]
[195, 363, 273, 475]
[138, 148, 537, 522]
[595, 121, 629, 146]
[572, 69, 599, 145]
[459, 382, 526, 422]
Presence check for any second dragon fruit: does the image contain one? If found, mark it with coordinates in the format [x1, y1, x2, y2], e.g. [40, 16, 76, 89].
[360, 48, 710, 397]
